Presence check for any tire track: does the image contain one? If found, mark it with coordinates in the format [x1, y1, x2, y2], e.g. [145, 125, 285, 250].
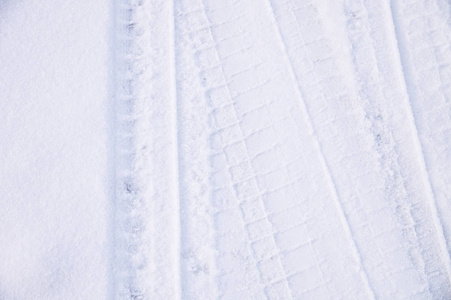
[342, 0, 451, 296]
[186, 0, 380, 298]
[267, 1, 394, 297]
[268, 0, 451, 298]
[389, 0, 451, 286]
[111, 0, 451, 298]
[113, 0, 180, 298]
[177, 3, 268, 299]
[265, 1, 376, 298]
[199, 2, 292, 297]
[174, 1, 219, 298]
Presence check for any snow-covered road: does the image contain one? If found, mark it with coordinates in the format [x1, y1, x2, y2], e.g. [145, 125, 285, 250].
[1, 0, 451, 299]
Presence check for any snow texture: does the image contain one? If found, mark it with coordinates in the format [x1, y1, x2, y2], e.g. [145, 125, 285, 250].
[0, 0, 451, 299]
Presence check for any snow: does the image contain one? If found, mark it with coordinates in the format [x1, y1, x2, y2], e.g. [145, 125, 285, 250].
[0, 1, 112, 298]
[1, 0, 451, 299]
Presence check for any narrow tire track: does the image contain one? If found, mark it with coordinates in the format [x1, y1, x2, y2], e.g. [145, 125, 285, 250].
[389, 0, 451, 286]
[265, 1, 376, 298]
[113, 0, 181, 298]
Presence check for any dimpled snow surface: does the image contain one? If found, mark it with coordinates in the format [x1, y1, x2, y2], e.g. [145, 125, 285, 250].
[0, 0, 451, 299]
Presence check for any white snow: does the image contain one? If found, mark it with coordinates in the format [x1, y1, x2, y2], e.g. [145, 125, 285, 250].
[0, 1, 112, 298]
[1, 0, 451, 299]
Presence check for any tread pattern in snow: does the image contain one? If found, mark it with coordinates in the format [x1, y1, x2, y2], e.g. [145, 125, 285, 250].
[343, 0, 451, 296]
[267, 0, 451, 298]
[391, 0, 451, 275]
[113, 1, 180, 299]
[111, 0, 451, 298]
[190, 0, 384, 298]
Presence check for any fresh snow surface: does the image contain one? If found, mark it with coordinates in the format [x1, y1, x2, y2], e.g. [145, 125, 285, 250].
[0, 1, 112, 299]
[1, 0, 451, 299]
